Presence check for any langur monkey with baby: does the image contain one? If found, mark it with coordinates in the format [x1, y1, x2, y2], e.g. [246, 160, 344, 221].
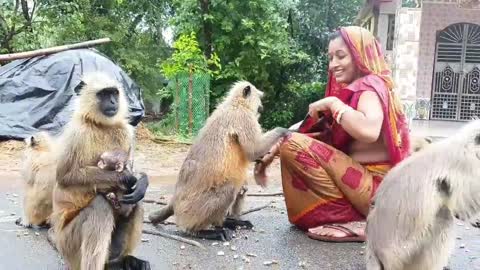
[98, 149, 135, 217]
[148, 81, 290, 241]
[366, 119, 480, 270]
[50, 73, 150, 270]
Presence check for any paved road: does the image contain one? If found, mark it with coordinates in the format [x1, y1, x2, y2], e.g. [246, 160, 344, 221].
[0, 178, 479, 270]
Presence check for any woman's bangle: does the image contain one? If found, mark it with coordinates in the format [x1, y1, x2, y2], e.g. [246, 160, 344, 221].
[335, 106, 353, 124]
[331, 100, 353, 124]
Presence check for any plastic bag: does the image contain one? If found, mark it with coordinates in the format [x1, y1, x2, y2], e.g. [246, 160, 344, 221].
[0, 48, 145, 140]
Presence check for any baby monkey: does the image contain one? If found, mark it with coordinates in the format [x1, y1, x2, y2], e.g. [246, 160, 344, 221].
[97, 149, 134, 217]
[98, 149, 129, 172]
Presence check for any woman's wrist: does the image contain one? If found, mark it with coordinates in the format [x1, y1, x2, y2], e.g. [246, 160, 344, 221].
[330, 99, 354, 124]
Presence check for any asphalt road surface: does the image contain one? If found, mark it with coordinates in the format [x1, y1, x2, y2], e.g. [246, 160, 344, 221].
[0, 176, 479, 270]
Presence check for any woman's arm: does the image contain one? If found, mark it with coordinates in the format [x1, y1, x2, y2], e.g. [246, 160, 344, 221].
[330, 91, 384, 143]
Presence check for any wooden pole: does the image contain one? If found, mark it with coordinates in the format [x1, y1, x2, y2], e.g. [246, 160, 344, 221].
[0, 38, 111, 62]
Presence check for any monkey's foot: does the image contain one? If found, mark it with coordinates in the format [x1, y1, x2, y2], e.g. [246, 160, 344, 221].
[223, 218, 253, 230]
[106, 255, 151, 270]
[123, 255, 151, 270]
[14, 217, 32, 228]
[196, 227, 233, 241]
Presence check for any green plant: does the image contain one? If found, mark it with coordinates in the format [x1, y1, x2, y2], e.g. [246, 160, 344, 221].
[160, 32, 220, 80]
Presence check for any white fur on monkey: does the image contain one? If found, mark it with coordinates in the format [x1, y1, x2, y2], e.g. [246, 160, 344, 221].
[365, 119, 480, 270]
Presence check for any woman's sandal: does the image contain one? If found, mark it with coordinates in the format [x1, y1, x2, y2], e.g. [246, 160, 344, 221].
[306, 224, 366, 243]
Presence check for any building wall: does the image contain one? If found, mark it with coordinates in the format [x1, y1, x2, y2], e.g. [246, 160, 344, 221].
[376, 0, 401, 53]
[391, 8, 422, 121]
[416, 3, 480, 100]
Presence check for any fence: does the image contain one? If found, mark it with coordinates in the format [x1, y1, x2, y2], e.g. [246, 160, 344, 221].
[171, 71, 210, 136]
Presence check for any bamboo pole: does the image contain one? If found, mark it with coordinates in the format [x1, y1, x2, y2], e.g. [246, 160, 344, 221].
[0, 38, 112, 62]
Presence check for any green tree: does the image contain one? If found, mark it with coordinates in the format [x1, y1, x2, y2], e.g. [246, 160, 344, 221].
[168, 0, 314, 128]
[1, 0, 173, 104]
[2, 0, 364, 131]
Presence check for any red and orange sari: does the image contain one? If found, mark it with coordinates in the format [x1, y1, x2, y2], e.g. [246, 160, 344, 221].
[279, 26, 411, 231]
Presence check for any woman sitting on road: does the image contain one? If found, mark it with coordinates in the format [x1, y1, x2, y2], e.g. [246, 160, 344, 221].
[255, 26, 411, 243]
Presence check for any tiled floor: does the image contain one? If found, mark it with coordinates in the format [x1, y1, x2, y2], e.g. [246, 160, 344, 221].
[409, 119, 468, 138]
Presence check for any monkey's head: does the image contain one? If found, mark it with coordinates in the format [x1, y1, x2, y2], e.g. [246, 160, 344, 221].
[75, 73, 129, 126]
[226, 81, 264, 116]
[98, 150, 128, 172]
[24, 131, 51, 151]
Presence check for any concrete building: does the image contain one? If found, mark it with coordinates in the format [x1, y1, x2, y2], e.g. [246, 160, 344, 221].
[356, 0, 480, 122]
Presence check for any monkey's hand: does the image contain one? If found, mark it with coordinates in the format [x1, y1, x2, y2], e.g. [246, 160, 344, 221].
[120, 172, 149, 204]
[119, 171, 138, 190]
[253, 140, 281, 187]
[276, 127, 292, 137]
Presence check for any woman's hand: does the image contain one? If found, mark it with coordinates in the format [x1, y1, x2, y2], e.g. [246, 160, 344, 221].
[308, 96, 339, 121]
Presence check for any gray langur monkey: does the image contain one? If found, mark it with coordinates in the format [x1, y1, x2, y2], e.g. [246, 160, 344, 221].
[148, 80, 290, 241]
[50, 73, 150, 270]
[366, 119, 480, 270]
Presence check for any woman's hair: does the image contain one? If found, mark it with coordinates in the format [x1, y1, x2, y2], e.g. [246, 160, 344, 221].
[328, 30, 341, 41]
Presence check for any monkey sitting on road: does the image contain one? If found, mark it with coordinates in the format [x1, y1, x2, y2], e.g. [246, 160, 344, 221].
[50, 73, 150, 270]
[97, 149, 135, 217]
[148, 81, 290, 241]
[366, 119, 480, 270]
[16, 131, 57, 228]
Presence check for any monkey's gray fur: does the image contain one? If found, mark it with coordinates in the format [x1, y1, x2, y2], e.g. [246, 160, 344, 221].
[148, 81, 289, 240]
[366, 119, 480, 270]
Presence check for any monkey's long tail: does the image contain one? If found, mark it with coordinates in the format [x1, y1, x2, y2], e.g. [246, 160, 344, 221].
[148, 203, 174, 224]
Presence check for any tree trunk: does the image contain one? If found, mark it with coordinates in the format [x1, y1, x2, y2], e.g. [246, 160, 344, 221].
[199, 0, 212, 60]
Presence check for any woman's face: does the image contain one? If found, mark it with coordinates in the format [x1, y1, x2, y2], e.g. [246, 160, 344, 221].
[328, 36, 359, 84]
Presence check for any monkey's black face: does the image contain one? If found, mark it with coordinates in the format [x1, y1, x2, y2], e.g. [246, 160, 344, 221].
[97, 87, 120, 117]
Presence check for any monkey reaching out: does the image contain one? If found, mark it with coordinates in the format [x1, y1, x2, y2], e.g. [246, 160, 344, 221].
[366, 119, 480, 270]
[97, 149, 135, 217]
[148, 81, 290, 241]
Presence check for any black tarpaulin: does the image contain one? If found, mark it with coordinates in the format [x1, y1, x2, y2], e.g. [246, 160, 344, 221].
[0, 48, 145, 140]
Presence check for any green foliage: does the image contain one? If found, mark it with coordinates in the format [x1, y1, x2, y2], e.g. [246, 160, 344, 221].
[1, 0, 172, 104]
[160, 32, 220, 79]
[146, 111, 177, 136]
[1, 0, 363, 133]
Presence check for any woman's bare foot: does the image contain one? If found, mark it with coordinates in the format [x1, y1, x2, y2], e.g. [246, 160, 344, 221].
[306, 221, 366, 242]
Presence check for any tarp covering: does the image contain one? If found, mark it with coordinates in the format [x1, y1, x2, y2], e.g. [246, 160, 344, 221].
[0, 48, 145, 140]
